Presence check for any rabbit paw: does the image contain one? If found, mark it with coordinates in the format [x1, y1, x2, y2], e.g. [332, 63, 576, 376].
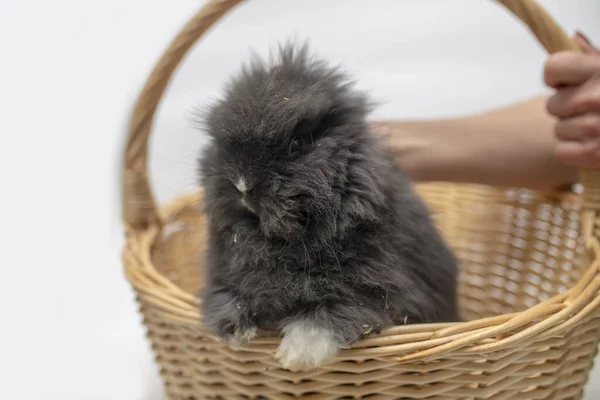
[226, 326, 258, 349]
[275, 320, 340, 372]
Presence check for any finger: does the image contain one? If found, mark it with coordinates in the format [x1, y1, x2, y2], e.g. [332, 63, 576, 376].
[575, 31, 600, 55]
[547, 74, 600, 118]
[544, 51, 600, 88]
[556, 138, 600, 169]
[555, 113, 600, 140]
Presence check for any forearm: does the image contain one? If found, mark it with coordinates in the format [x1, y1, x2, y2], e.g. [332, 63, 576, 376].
[375, 96, 578, 190]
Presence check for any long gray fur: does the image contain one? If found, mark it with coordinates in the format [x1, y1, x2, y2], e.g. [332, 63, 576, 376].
[197, 41, 459, 371]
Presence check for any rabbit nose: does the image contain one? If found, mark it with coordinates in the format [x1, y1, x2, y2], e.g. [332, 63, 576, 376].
[234, 177, 258, 213]
[234, 177, 249, 194]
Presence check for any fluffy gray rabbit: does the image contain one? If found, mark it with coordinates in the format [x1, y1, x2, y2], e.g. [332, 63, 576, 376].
[197, 42, 460, 372]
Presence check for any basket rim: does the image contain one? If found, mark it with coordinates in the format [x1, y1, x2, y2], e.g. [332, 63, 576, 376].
[122, 183, 600, 363]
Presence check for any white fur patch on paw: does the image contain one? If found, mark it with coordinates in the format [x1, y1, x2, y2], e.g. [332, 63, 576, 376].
[275, 320, 340, 372]
[228, 326, 257, 349]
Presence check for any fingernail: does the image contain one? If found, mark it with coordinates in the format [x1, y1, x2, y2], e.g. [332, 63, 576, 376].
[575, 30, 593, 46]
[575, 30, 600, 54]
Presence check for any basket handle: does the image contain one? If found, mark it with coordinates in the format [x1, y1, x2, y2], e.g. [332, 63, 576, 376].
[121, 0, 597, 230]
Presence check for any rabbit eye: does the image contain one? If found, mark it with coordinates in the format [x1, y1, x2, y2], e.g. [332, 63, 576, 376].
[288, 136, 304, 155]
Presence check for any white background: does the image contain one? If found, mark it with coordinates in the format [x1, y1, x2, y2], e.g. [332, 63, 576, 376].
[0, 0, 599, 399]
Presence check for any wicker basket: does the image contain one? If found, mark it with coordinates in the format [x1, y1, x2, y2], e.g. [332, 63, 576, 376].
[121, 1, 600, 399]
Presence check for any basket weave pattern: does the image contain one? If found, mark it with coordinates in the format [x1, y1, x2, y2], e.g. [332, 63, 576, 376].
[121, 1, 600, 399]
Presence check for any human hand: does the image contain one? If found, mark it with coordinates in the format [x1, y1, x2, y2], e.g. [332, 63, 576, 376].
[545, 32, 600, 169]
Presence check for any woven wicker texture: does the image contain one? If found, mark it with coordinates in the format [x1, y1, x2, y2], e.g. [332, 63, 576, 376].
[121, 1, 600, 399]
